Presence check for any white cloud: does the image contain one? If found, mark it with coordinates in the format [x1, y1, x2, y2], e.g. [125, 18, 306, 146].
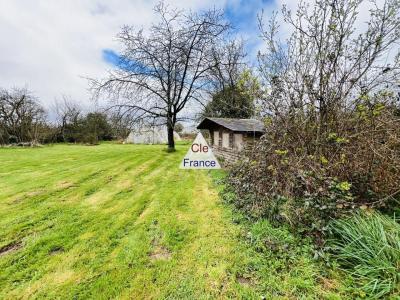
[0, 0, 225, 110]
[2, 0, 390, 114]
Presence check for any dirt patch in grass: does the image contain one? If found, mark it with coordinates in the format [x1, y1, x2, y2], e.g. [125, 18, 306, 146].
[86, 192, 107, 206]
[318, 277, 339, 291]
[137, 207, 151, 222]
[11, 195, 25, 204]
[149, 246, 172, 261]
[0, 241, 22, 256]
[49, 246, 64, 255]
[116, 179, 132, 189]
[11, 189, 45, 204]
[57, 181, 77, 189]
[237, 275, 252, 286]
[149, 234, 172, 261]
[26, 189, 45, 197]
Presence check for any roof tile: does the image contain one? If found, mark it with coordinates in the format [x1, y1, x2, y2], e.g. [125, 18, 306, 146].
[197, 117, 265, 133]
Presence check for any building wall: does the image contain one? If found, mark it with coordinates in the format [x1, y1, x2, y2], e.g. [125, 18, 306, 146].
[208, 126, 261, 165]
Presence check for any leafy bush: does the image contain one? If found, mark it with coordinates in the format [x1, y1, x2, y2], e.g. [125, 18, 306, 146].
[227, 97, 400, 235]
[328, 212, 400, 298]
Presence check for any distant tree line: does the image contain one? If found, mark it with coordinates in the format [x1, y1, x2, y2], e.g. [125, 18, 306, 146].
[0, 88, 130, 146]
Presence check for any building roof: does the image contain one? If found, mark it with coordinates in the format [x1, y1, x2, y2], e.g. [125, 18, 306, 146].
[197, 117, 265, 133]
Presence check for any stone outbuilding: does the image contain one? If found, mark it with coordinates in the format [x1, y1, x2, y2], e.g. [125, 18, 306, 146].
[197, 117, 265, 163]
[124, 126, 181, 144]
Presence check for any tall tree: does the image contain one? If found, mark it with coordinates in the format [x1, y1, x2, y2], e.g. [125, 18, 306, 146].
[90, 2, 230, 150]
[258, 0, 400, 150]
[52, 96, 82, 142]
[202, 69, 261, 119]
[0, 87, 46, 144]
[208, 40, 246, 92]
[79, 112, 113, 144]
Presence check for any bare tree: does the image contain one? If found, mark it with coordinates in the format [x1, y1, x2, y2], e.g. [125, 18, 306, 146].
[209, 39, 246, 92]
[108, 112, 133, 140]
[201, 69, 261, 119]
[199, 39, 260, 119]
[0, 87, 46, 144]
[52, 96, 82, 142]
[90, 2, 230, 150]
[258, 0, 400, 150]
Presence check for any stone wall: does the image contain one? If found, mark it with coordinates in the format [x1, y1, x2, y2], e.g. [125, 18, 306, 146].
[213, 145, 241, 165]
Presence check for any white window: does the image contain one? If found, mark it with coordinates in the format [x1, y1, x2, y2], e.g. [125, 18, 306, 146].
[234, 133, 243, 151]
[222, 132, 230, 148]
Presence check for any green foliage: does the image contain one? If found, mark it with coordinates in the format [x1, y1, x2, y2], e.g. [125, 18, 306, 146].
[63, 112, 113, 144]
[228, 156, 357, 236]
[236, 69, 261, 100]
[81, 112, 113, 144]
[202, 86, 255, 118]
[202, 69, 261, 119]
[227, 92, 400, 236]
[329, 212, 400, 298]
[210, 170, 351, 298]
[336, 181, 351, 192]
[274, 149, 288, 155]
[327, 133, 349, 144]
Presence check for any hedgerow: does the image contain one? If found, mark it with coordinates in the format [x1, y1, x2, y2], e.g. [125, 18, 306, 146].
[226, 95, 400, 238]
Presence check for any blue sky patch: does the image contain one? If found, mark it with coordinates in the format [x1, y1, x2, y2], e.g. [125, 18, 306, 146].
[103, 0, 276, 68]
[102, 49, 122, 66]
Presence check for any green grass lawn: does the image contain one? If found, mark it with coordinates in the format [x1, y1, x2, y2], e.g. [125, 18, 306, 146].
[0, 143, 347, 299]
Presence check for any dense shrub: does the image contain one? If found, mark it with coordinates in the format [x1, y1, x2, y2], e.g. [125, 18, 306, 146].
[231, 0, 400, 238]
[328, 212, 400, 298]
[227, 97, 400, 236]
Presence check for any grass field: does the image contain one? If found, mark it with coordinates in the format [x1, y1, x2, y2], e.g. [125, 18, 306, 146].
[0, 143, 347, 299]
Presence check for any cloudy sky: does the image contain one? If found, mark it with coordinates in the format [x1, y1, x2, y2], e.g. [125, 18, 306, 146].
[0, 0, 278, 110]
[0, 0, 384, 111]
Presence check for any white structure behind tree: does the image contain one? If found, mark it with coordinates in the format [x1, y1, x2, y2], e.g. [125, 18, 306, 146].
[125, 126, 181, 144]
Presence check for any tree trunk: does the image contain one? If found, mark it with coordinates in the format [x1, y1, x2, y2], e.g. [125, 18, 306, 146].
[167, 123, 175, 151]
